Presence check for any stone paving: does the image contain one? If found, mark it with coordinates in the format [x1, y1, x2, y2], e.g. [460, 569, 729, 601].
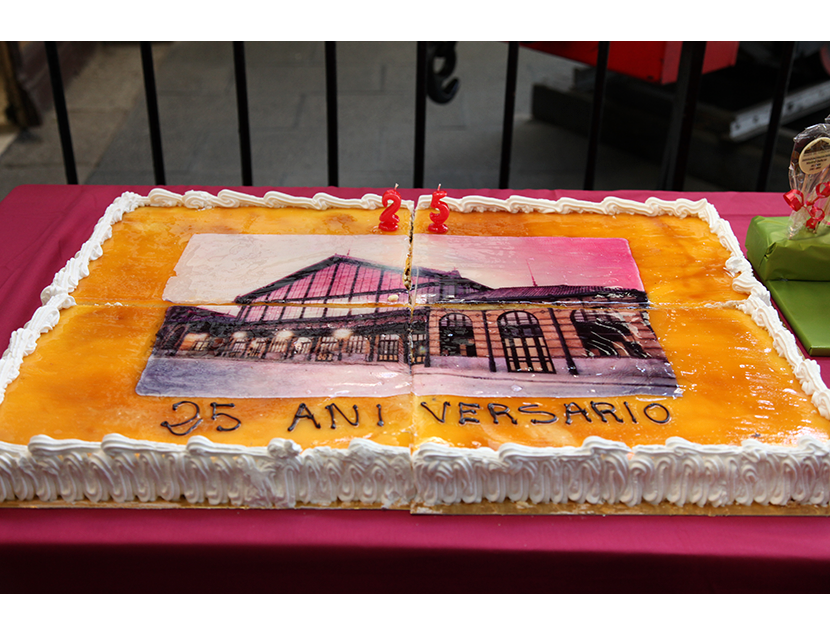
[0, 41, 720, 201]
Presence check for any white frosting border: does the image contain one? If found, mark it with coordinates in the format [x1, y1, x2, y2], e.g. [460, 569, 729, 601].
[150, 187, 415, 212]
[0, 189, 828, 508]
[0, 434, 414, 507]
[415, 193, 771, 305]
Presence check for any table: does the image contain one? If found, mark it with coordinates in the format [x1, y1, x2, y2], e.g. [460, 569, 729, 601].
[1, 185, 828, 593]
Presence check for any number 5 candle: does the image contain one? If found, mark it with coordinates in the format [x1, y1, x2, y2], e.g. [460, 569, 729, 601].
[429, 185, 450, 234]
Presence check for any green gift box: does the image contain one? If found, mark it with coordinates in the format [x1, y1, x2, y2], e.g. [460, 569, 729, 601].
[746, 216, 830, 356]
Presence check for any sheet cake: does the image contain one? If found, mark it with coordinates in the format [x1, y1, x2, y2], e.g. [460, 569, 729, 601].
[0, 188, 828, 509]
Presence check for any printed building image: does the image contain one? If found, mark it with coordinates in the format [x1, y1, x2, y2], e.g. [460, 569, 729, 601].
[141, 250, 678, 399]
[234, 254, 409, 306]
[410, 302, 677, 397]
[151, 253, 414, 367]
[154, 304, 412, 366]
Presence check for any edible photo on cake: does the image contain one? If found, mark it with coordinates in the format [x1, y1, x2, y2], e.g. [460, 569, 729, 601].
[411, 234, 647, 305]
[137, 234, 412, 399]
[410, 235, 678, 398]
[163, 234, 410, 306]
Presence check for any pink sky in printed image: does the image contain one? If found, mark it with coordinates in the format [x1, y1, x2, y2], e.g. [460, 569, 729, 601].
[163, 234, 410, 304]
[412, 235, 644, 290]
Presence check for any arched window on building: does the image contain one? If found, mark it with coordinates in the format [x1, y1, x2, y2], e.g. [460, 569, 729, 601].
[344, 334, 369, 358]
[267, 330, 295, 360]
[188, 334, 210, 354]
[315, 336, 339, 362]
[226, 332, 252, 357]
[410, 331, 428, 364]
[570, 309, 649, 358]
[245, 337, 270, 358]
[159, 325, 187, 355]
[439, 313, 477, 357]
[376, 334, 402, 362]
[290, 337, 313, 359]
[497, 311, 554, 373]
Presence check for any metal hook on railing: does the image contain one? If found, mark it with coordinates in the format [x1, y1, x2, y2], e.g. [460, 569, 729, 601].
[426, 42, 459, 104]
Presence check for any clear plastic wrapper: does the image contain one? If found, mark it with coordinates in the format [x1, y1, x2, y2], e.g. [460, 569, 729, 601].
[785, 114, 830, 238]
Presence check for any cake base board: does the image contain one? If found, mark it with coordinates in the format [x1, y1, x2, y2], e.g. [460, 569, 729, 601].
[410, 500, 830, 516]
[0, 499, 411, 511]
[2, 498, 828, 516]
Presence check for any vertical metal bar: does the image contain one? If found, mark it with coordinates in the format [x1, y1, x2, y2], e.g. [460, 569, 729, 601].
[414, 42, 428, 189]
[658, 41, 707, 190]
[583, 41, 610, 190]
[325, 41, 339, 187]
[44, 42, 78, 184]
[757, 42, 796, 192]
[233, 42, 253, 187]
[498, 42, 519, 189]
[140, 41, 166, 185]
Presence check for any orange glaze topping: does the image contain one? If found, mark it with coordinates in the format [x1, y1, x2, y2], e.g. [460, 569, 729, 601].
[413, 208, 748, 306]
[412, 306, 830, 449]
[73, 205, 412, 305]
[0, 305, 413, 448]
[2, 200, 827, 454]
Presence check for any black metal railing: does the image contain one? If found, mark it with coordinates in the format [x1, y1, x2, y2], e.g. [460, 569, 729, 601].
[499, 42, 520, 189]
[43, 41, 799, 193]
[757, 42, 796, 191]
[44, 42, 77, 185]
[233, 42, 253, 187]
[413, 42, 427, 189]
[583, 41, 610, 190]
[658, 41, 707, 190]
[139, 42, 165, 186]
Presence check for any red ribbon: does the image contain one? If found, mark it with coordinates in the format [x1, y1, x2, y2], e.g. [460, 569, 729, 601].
[806, 204, 825, 230]
[785, 181, 830, 231]
[784, 189, 804, 211]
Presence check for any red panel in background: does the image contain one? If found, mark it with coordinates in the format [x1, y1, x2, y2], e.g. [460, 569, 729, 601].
[522, 42, 740, 84]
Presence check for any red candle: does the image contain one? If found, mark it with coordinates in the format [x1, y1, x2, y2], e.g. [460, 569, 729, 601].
[428, 186, 449, 234]
[379, 186, 401, 232]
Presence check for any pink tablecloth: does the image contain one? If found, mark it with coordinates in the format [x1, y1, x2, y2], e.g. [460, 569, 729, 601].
[0, 185, 828, 593]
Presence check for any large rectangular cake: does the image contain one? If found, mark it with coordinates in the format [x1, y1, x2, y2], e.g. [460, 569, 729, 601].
[0, 188, 828, 509]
